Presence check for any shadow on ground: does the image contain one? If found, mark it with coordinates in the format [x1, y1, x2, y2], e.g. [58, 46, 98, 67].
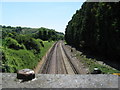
[65, 44, 120, 71]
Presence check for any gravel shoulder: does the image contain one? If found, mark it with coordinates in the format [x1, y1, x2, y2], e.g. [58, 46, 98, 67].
[62, 42, 89, 74]
[2, 73, 119, 88]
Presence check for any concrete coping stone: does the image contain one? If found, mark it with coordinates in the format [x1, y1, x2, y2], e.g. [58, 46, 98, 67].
[1, 73, 119, 88]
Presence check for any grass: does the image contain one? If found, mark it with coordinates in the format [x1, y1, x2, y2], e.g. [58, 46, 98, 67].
[2, 41, 55, 73]
[35, 41, 55, 62]
[2, 48, 37, 72]
[75, 52, 120, 74]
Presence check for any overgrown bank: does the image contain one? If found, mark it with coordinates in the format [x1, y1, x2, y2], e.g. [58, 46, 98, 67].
[1, 41, 54, 73]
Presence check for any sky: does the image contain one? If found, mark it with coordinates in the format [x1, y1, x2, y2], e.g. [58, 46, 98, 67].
[1, 2, 84, 33]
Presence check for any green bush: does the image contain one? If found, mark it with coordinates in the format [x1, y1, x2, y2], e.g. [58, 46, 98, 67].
[5, 37, 24, 50]
[15, 35, 42, 53]
[31, 38, 41, 53]
[36, 39, 44, 47]
[2, 49, 37, 72]
[23, 38, 41, 53]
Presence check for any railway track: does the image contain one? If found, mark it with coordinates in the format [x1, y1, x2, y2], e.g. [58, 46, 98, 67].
[40, 41, 80, 74]
[61, 43, 79, 74]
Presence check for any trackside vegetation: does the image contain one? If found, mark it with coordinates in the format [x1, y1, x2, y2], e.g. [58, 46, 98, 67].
[1, 25, 64, 72]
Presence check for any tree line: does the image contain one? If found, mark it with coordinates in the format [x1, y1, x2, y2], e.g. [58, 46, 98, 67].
[65, 2, 120, 63]
[2, 26, 64, 40]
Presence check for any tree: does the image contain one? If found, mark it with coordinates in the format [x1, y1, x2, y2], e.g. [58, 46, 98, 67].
[15, 27, 22, 33]
[5, 37, 24, 50]
[65, 2, 120, 63]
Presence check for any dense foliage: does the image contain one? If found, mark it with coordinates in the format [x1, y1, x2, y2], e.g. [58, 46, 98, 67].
[1, 25, 64, 72]
[65, 2, 120, 64]
[2, 26, 64, 40]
